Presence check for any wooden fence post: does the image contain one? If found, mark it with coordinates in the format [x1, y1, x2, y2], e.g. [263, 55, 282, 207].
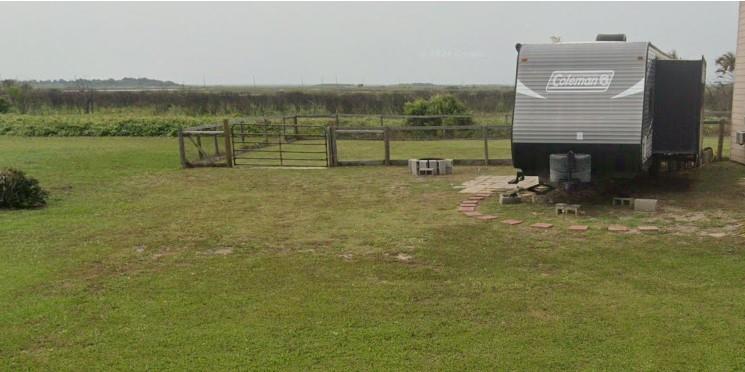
[483, 125, 489, 166]
[196, 135, 204, 159]
[331, 125, 338, 166]
[213, 132, 220, 156]
[263, 117, 269, 144]
[223, 119, 234, 167]
[281, 116, 289, 144]
[178, 128, 188, 168]
[326, 126, 332, 167]
[717, 118, 726, 160]
[384, 126, 391, 166]
[326, 125, 338, 167]
[379, 115, 384, 127]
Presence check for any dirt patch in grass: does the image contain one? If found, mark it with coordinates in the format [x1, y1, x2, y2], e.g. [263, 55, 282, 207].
[395, 253, 413, 262]
[476, 164, 745, 239]
[338, 253, 354, 261]
[152, 250, 178, 260]
[210, 247, 234, 256]
[529, 308, 559, 322]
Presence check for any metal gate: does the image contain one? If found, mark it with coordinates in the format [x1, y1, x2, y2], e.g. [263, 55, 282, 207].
[230, 122, 329, 167]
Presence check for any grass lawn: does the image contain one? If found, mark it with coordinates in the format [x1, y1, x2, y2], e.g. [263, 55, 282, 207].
[704, 135, 732, 157]
[2, 136, 745, 370]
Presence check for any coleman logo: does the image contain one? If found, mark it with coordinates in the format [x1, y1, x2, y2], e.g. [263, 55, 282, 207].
[546, 70, 614, 92]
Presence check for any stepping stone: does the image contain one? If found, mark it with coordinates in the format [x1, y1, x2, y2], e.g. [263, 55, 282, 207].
[476, 215, 498, 221]
[469, 195, 486, 200]
[530, 222, 553, 229]
[638, 226, 660, 232]
[568, 225, 589, 232]
[502, 219, 523, 225]
[463, 211, 482, 217]
[458, 207, 476, 213]
[460, 201, 479, 205]
[608, 225, 629, 232]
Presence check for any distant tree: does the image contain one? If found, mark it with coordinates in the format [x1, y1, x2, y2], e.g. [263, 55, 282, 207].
[3, 81, 33, 114]
[715, 51, 735, 84]
[550, 35, 562, 43]
[705, 83, 733, 112]
[75, 79, 95, 114]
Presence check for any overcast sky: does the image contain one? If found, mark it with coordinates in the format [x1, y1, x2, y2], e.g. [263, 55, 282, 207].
[0, 2, 738, 85]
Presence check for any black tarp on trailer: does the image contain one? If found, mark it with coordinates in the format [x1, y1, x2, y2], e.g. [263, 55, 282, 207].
[652, 59, 706, 158]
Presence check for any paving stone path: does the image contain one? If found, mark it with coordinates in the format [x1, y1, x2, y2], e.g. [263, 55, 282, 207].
[455, 175, 669, 234]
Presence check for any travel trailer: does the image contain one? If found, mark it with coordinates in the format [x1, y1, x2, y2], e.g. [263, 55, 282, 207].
[511, 34, 705, 187]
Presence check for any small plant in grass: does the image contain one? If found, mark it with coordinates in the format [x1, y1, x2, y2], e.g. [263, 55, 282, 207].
[0, 168, 48, 209]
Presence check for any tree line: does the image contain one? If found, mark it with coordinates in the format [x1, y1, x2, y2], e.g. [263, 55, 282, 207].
[0, 82, 733, 116]
[0, 84, 515, 115]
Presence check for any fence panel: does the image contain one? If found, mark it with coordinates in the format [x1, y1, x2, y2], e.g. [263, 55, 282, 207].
[178, 122, 232, 168]
[231, 121, 329, 167]
[334, 125, 512, 166]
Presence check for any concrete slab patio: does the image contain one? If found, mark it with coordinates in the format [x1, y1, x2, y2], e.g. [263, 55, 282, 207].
[458, 175, 540, 194]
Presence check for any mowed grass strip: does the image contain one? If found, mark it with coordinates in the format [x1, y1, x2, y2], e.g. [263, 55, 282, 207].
[1, 137, 745, 370]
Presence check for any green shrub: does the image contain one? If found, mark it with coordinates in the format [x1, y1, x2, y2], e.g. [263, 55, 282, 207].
[0, 168, 48, 209]
[403, 94, 472, 126]
[0, 97, 10, 114]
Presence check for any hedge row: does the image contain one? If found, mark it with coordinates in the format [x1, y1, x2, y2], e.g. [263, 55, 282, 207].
[0, 114, 231, 137]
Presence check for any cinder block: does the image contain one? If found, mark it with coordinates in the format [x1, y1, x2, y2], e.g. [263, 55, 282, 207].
[499, 193, 521, 205]
[613, 197, 634, 207]
[634, 198, 657, 212]
[519, 192, 536, 203]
